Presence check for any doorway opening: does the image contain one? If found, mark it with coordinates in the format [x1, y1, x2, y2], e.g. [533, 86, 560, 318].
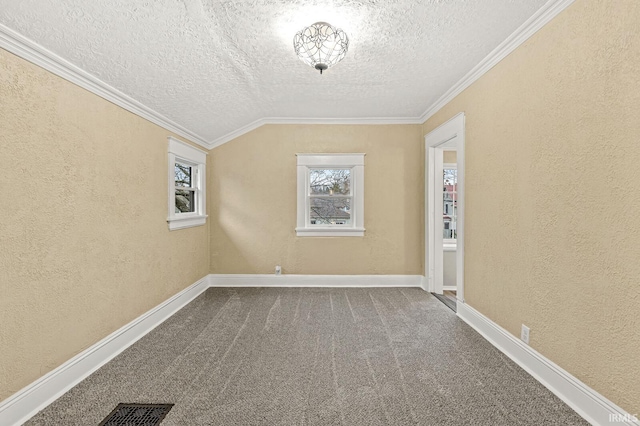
[425, 113, 465, 311]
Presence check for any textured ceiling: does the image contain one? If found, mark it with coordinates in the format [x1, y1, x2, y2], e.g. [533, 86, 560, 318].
[0, 0, 548, 144]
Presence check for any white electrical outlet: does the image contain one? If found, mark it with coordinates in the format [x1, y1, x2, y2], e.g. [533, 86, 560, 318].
[521, 324, 530, 344]
[275, 265, 282, 275]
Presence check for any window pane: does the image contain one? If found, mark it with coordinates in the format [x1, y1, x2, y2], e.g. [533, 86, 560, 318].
[444, 168, 457, 186]
[309, 169, 351, 195]
[175, 189, 195, 213]
[443, 191, 455, 203]
[310, 197, 351, 225]
[175, 163, 192, 187]
[443, 218, 456, 239]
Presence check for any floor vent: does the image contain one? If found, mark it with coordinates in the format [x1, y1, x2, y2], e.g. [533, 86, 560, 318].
[98, 403, 174, 426]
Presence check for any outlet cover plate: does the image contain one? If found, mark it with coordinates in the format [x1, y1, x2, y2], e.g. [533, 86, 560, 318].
[521, 324, 530, 344]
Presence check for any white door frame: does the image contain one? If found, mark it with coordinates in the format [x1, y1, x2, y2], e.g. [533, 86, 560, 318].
[425, 112, 465, 302]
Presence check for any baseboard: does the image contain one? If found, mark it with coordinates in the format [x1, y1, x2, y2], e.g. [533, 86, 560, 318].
[420, 276, 429, 291]
[208, 274, 424, 288]
[0, 276, 210, 426]
[10, 278, 629, 426]
[442, 285, 457, 291]
[457, 302, 636, 426]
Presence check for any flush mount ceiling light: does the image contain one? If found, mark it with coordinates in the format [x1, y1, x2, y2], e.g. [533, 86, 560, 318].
[293, 22, 349, 74]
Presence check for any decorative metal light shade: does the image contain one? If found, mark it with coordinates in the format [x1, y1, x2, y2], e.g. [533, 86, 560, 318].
[293, 22, 349, 74]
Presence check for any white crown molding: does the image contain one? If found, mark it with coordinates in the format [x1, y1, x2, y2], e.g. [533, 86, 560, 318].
[457, 302, 636, 426]
[208, 274, 424, 288]
[1, 0, 573, 152]
[207, 118, 267, 149]
[0, 277, 209, 426]
[0, 23, 210, 149]
[418, 0, 576, 123]
[265, 117, 422, 125]
[210, 0, 576, 149]
[208, 0, 575, 150]
[207, 116, 423, 149]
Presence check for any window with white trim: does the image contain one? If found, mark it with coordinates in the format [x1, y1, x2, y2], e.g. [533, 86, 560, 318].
[167, 137, 207, 230]
[296, 153, 365, 237]
[443, 164, 457, 244]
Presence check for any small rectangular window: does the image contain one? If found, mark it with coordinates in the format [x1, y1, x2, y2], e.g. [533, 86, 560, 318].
[296, 154, 365, 237]
[167, 137, 207, 230]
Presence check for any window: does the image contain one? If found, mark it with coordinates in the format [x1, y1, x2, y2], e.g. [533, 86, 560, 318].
[443, 164, 457, 243]
[167, 137, 207, 230]
[296, 153, 365, 237]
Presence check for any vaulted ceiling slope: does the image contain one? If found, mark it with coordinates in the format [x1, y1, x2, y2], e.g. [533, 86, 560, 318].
[1, 0, 553, 147]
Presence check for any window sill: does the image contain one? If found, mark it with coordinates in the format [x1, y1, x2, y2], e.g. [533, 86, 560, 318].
[296, 227, 365, 237]
[168, 215, 208, 231]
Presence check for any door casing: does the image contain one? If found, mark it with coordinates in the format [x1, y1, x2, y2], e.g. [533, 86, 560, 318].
[425, 113, 465, 302]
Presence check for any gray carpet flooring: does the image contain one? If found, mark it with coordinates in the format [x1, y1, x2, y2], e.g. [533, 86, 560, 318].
[25, 288, 588, 425]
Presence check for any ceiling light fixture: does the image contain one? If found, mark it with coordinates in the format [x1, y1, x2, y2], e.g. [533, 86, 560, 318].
[293, 22, 349, 74]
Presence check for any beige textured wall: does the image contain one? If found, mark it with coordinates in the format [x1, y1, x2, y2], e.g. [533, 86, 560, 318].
[443, 150, 457, 164]
[423, 0, 640, 412]
[209, 124, 423, 275]
[0, 49, 209, 401]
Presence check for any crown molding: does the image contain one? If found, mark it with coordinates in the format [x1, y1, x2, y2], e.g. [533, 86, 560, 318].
[207, 116, 423, 149]
[0, 23, 210, 149]
[264, 117, 423, 125]
[208, 0, 575, 150]
[1, 0, 574, 152]
[207, 118, 266, 149]
[418, 0, 576, 123]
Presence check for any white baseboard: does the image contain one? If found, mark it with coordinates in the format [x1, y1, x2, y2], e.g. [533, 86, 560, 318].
[8, 277, 630, 426]
[0, 276, 210, 426]
[442, 285, 457, 291]
[457, 302, 637, 426]
[420, 276, 429, 291]
[208, 274, 424, 288]
[0, 274, 421, 425]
